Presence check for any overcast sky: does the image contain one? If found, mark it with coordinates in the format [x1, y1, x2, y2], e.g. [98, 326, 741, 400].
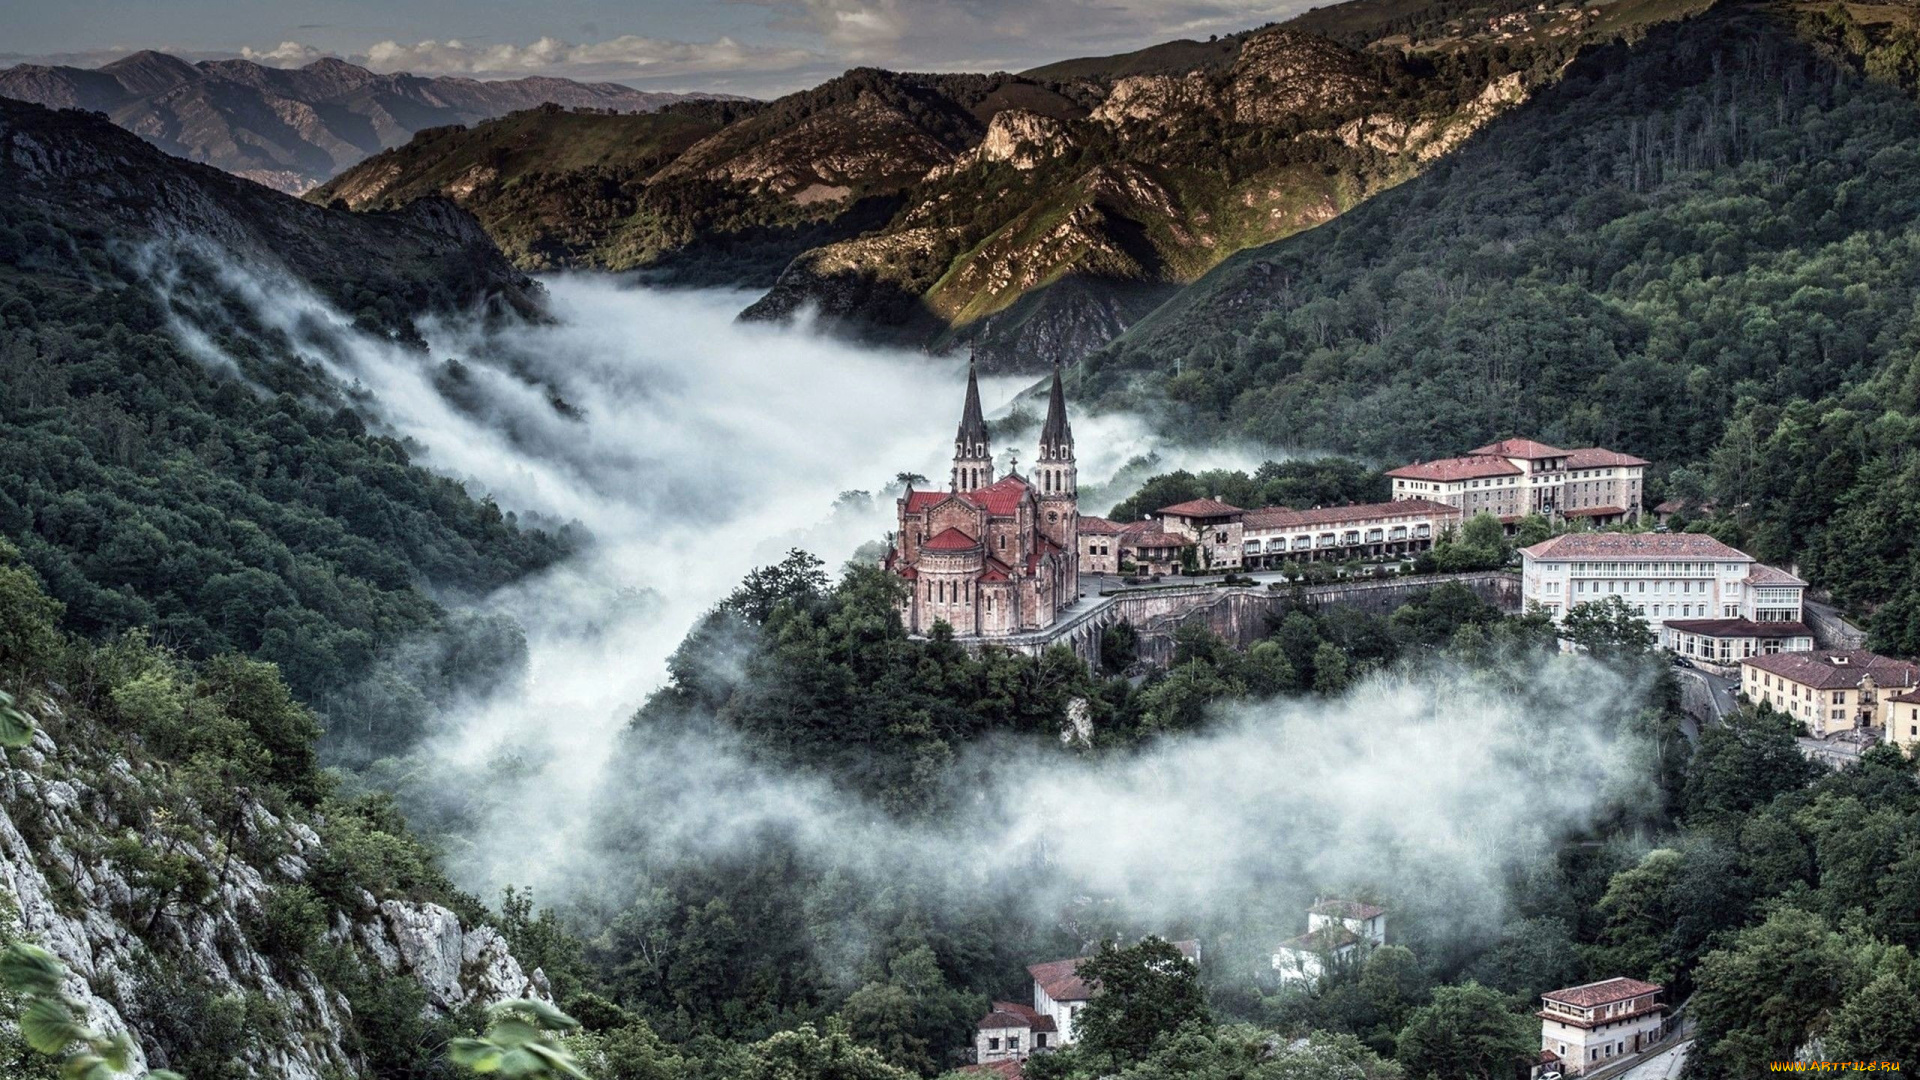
[5, 0, 1321, 96]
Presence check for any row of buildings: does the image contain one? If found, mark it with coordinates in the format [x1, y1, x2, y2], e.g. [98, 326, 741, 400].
[883, 373, 1908, 754]
[1516, 528, 1920, 752]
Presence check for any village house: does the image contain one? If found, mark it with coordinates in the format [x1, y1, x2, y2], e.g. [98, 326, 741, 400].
[1519, 533, 1805, 640]
[1271, 899, 1386, 985]
[973, 1001, 1056, 1066]
[973, 940, 1200, 1064]
[1076, 516, 1125, 575]
[1388, 438, 1648, 527]
[1739, 649, 1920, 739]
[1537, 977, 1667, 1076]
[887, 361, 1079, 636]
[1238, 499, 1460, 567]
[1156, 498, 1246, 571]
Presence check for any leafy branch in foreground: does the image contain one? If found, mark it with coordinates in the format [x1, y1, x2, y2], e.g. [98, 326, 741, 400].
[449, 998, 590, 1078]
[0, 943, 181, 1080]
[0, 690, 33, 749]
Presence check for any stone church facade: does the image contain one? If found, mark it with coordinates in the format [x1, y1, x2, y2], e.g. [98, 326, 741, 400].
[886, 362, 1080, 637]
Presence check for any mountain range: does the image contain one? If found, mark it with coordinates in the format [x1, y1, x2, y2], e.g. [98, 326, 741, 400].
[0, 49, 729, 193]
[309, 0, 1711, 369]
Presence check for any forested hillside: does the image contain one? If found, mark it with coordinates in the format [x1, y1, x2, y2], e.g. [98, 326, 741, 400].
[1082, 1, 1920, 647]
[0, 98, 569, 753]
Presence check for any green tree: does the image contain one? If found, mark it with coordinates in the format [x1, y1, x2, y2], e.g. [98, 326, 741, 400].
[1073, 938, 1210, 1069]
[1393, 983, 1533, 1080]
[1683, 908, 1852, 1080]
[1824, 970, 1920, 1066]
[1559, 596, 1656, 658]
[1682, 708, 1819, 834]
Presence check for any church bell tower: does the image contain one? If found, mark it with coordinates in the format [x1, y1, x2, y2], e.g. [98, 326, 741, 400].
[951, 355, 994, 491]
[1036, 361, 1078, 594]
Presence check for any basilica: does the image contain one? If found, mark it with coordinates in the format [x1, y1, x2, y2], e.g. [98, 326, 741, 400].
[886, 361, 1081, 637]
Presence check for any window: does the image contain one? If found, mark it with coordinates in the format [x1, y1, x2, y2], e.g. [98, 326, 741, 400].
[1008, 1036, 1020, 1052]
[988, 1038, 1000, 1051]
[1037, 1034, 1047, 1048]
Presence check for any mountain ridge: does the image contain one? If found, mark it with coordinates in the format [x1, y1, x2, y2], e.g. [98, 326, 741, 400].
[310, 0, 1709, 371]
[0, 50, 738, 193]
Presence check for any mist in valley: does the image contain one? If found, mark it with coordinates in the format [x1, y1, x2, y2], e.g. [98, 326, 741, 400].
[164, 263, 1663, 988]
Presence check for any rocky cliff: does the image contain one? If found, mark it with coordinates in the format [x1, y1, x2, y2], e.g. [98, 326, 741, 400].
[0, 695, 545, 1078]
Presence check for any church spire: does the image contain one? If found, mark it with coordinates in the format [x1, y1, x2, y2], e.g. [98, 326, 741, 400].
[957, 354, 989, 451]
[1039, 360, 1072, 455]
[951, 347, 994, 491]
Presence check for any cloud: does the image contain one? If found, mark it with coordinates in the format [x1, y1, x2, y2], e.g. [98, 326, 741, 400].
[355, 34, 817, 79]
[738, 0, 1320, 68]
[239, 41, 326, 66]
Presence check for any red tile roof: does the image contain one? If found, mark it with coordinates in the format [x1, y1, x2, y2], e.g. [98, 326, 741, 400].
[905, 489, 968, 513]
[967, 475, 1031, 516]
[979, 556, 1012, 583]
[1543, 977, 1663, 1008]
[1029, 941, 1199, 1003]
[961, 1062, 1025, 1078]
[1564, 447, 1650, 468]
[1158, 497, 1244, 518]
[1748, 564, 1806, 587]
[923, 527, 980, 551]
[1521, 533, 1749, 561]
[1562, 505, 1629, 519]
[1309, 899, 1386, 920]
[976, 1002, 1056, 1032]
[1663, 619, 1811, 639]
[1242, 499, 1460, 531]
[1740, 650, 1920, 691]
[1471, 438, 1571, 459]
[1079, 516, 1124, 535]
[1125, 531, 1194, 550]
[1386, 455, 1523, 482]
[1028, 957, 1094, 1002]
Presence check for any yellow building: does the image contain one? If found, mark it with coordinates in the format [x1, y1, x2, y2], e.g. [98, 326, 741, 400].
[1739, 650, 1920, 738]
[1886, 689, 1920, 753]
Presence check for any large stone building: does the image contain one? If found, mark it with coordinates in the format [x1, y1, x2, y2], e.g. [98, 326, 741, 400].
[1537, 978, 1667, 1076]
[1520, 532, 1804, 637]
[888, 362, 1079, 636]
[1388, 438, 1648, 526]
[1740, 649, 1920, 739]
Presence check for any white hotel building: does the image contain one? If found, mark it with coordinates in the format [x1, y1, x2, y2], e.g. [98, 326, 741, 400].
[1519, 533, 1807, 647]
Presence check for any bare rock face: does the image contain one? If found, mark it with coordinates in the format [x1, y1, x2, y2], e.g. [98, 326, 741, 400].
[357, 900, 549, 1011]
[661, 90, 958, 198]
[1225, 30, 1383, 123]
[977, 110, 1075, 170]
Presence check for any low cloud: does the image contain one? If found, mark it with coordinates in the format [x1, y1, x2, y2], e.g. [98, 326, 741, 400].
[239, 41, 327, 66]
[356, 34, 818, 80]
[741, 0, 1321, 68]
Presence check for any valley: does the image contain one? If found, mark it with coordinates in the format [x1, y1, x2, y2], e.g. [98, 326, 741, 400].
[4, 0, 1920, 1077]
